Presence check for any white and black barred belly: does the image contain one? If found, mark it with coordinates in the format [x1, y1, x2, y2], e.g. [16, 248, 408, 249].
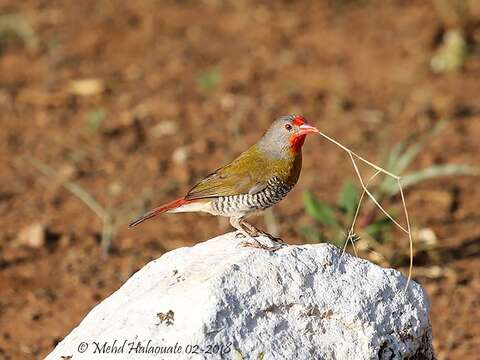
[210, 177, 292, 217]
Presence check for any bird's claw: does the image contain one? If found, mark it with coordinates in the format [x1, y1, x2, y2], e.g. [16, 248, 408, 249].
[239, 240, 284, 252]
[234, 226, 287, 251]
[261, 232, 286, 244]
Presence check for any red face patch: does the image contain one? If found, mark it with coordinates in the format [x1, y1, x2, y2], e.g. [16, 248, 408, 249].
[292, 116, 305, 126]
[289, 134, 306, 154]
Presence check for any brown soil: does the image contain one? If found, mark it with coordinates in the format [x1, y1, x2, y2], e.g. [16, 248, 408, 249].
[1, 1, 479, 359]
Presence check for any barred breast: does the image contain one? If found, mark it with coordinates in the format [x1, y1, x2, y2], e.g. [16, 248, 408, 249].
[211, 177, 292, 217]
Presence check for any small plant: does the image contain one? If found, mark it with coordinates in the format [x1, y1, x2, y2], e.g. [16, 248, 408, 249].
[0, 14, 39, 55]
[300, 120, 480, 259]
[86, 108, 106, 133]
[196, 67, 221, 93]
[300, 182, 393, 248]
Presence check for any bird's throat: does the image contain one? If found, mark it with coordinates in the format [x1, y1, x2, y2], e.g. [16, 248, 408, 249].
[289, 134, 306, 154]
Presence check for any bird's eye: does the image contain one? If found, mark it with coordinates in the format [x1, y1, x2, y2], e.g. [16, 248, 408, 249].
[285, 124, 292, 131]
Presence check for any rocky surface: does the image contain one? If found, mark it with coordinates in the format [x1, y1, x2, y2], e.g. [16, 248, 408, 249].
[46, 232, 434, 359]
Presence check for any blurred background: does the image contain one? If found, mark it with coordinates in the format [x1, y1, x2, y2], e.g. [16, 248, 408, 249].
[1, 0, 479, 359]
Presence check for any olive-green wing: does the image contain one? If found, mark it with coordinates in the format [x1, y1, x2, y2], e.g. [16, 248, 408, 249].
[185, 146, 268, 200]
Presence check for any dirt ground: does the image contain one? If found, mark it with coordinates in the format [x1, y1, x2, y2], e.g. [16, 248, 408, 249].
[0, 1, 479, 359]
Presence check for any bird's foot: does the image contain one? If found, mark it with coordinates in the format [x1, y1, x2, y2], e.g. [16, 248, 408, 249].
[240, 240, 283, 252]
[235, 229, 283, 252]
[240, 221, 286, 243]
[259, 231, 286, 245]
[233, 220, 286, 251]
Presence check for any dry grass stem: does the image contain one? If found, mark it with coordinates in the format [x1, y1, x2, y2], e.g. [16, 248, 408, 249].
[317, 131, 413, 288]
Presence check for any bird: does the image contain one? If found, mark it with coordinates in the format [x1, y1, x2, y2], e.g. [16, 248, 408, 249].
[129, 114, 319, 249]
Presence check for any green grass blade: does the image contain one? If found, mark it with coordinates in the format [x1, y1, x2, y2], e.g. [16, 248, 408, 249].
[391, 164, 480, 195]
[381, 120, 449, 194]
[384, 141, 407, 171]
[338, 181, 358, 217]
[364, 216, 393, 237]
[393, 119, 448, 175]
[297, 226, 324, 243]
[29, 158, 108, 220]
[303, 191, 338, 226]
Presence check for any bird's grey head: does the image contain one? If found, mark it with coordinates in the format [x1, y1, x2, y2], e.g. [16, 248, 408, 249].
[258, 115, 318, 158]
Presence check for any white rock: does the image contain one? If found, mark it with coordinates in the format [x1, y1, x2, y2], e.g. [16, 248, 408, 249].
[46, 232, 434, 360]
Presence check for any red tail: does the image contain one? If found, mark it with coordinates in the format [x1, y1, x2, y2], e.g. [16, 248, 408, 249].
[129, 198, 189, 227]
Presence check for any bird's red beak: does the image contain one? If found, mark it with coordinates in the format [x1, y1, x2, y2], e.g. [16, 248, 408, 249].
[298, 123, 319, 136]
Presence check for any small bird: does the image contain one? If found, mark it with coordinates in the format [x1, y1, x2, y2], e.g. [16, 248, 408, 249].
[129, 115, 319, 249]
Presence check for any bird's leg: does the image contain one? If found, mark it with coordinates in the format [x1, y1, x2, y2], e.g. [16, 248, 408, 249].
[230, 217, 281, 251]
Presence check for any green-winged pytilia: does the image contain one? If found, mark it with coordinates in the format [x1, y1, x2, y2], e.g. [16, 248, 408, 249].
[129, 115, 319, 249]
